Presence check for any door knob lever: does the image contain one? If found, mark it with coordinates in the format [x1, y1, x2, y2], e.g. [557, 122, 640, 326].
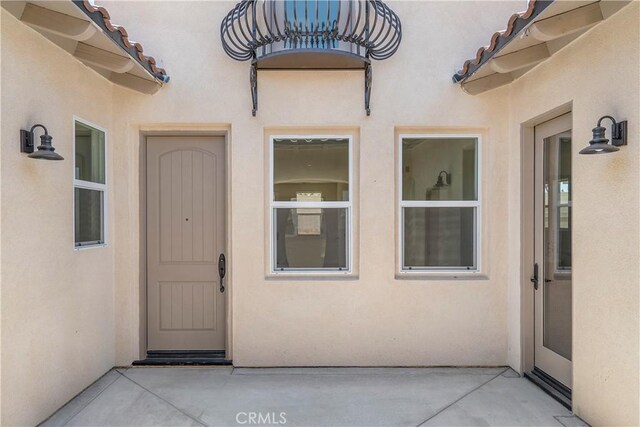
[218, 253, 226, 293]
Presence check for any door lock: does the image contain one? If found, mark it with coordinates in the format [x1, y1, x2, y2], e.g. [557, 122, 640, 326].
[530, 262, 539, 290]
[218, 253, 226, 293]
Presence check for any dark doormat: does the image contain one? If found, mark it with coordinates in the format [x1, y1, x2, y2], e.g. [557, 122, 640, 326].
[132, 350, 232, 366]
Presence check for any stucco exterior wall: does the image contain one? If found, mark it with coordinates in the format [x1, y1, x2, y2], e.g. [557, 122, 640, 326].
[103, 0, 522, 368]
[2, 1, 638, 426]
[0, 10, 116, 426]
[1, 1, 525, 423]
[0, 8, 3, 424]
[505, 3, 640, 425]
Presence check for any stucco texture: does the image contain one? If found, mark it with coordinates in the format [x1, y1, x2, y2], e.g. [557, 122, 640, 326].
[1, 1, 639, 426]
[103, 0, 520, 370]
[0, 10, 116, 426]
[506, 3, 640, 425]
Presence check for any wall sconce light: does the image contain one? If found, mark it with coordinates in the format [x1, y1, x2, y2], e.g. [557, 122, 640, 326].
[434, 170, 451, 188]
[579, 115, 627, 155]
[20, 124, 64, 160]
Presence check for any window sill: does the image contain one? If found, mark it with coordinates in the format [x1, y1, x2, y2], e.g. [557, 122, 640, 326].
[395, 271, 488, 281]
[266, 271, 358, 281]
[74, 243, 108, 251]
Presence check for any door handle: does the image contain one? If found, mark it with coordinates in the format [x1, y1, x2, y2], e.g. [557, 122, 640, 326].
[530, 262, 539, 290]
[218, 253, 226, 293]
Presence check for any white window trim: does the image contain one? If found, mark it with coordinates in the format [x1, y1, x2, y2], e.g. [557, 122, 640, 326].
[397, 133, 483, 276]
[73, 116, 108, 250]
[269, 134, 353, 275]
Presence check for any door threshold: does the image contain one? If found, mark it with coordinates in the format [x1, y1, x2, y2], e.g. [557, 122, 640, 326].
[525, 368, 571, 409]
[132, 350, 232, 366]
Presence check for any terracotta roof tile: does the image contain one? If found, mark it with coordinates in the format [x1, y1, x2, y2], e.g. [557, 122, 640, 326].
[73, 0, 167, 79]
[453, 0, 553, 83]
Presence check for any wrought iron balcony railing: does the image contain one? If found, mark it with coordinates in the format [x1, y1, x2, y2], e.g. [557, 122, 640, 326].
[221, 0, 402, 115]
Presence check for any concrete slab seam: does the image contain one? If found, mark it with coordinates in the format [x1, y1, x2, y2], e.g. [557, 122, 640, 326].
[415, 368, 509, 427]
[40, 369, 120, 426]
[554, 415, 591, 427]
[118, 370, 208, 426]
[500, 368, 521, 378]
[230, 367, 509, 376]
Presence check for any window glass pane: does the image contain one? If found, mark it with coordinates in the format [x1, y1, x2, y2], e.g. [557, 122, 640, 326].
[274, 207, 347, 269]
[403, 207, 475, 269]
[402, 137, 477, 201]
[284, 1, 339, 28]
[75, 188, 103, 245]
[75, 122, 105, 184]
[283, 1, 339, 49]
[550, 135, 572, 271]
[274, 138, 349, 201]
[557, 206, 572, 270]
[559, 137, 571, 202]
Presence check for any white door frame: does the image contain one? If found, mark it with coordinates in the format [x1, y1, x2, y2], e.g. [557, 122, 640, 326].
[533, 113, 573, 388]
[519, 103, 573, 379]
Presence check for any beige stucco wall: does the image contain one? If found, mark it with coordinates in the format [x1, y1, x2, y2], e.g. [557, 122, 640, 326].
[0, 7, 3, 424]
[2, 1, 638, 426]
[505, 3, 640, 425]
[0, 7, 3, 425]
[0, 10, 116, 426]
[1, 1, 525, 423]
[103, 0, 523, 368]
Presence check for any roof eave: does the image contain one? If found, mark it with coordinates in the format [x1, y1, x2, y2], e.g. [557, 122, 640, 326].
[453, 0, 555, 85]
[72, 0, 167, 84]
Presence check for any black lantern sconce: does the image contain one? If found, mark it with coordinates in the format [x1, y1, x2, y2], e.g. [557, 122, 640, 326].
[20, 124, 64, 160]
[434, 170, 451, 188]
[579, 115, 627, 155]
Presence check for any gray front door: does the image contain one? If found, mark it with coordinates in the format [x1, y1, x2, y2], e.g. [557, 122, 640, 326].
[146, 136, 226, 350]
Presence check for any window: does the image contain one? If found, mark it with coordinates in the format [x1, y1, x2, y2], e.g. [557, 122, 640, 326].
[265, 1, 348, 55]
[556, 137, 572, 272]
[271, 136, 351, 273]
[548, 135, 572, 272]
[74, 120, 106, 248]
[399, 135, 480, 272]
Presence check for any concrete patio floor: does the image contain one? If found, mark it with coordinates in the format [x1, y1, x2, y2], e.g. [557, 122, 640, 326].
[41, 367, 587, 427]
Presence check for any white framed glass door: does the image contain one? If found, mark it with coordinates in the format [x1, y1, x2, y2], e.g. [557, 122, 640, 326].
[534, 113, 572, 388]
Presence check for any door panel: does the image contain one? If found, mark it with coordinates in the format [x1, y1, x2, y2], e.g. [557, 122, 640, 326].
[147, 136, 225, 350]
[534, 113, 572, 387]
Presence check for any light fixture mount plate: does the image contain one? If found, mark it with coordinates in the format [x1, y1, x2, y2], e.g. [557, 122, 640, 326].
[612, 120, 627, 147]
[20, 129, 34, 153]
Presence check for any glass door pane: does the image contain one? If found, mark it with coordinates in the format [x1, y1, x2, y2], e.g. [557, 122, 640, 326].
[542, 131, 572, 360]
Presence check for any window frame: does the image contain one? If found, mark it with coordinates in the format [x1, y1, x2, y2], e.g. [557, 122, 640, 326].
[73, 116, 108, 250]
[554, 136, 572, 274]
[269, 134, 353, 275]
[397, 133, 483, 275]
